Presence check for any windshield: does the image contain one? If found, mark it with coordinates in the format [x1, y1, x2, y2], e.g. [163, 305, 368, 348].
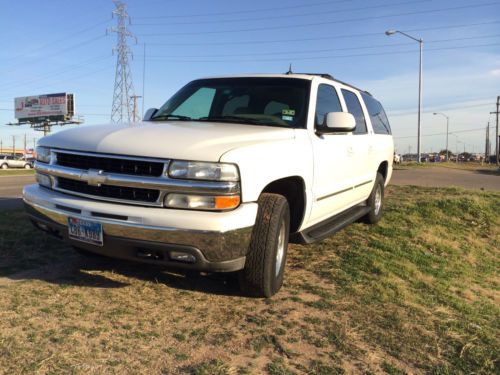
[152, 77, 311, 128]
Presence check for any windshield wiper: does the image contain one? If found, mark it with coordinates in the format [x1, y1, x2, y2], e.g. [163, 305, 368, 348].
[151, 114, 192, 121]
[199, 115, 269, 125]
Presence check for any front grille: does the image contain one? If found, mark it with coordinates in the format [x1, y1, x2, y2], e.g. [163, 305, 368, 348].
[56, 152, 164, 177]
[57, 177, 160, 203]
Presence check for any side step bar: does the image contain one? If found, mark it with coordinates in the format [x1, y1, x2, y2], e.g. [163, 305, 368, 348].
[290, 205, 370, 244]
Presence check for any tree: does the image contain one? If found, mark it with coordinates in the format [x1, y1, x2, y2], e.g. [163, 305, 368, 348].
[439, 149, 454, 157]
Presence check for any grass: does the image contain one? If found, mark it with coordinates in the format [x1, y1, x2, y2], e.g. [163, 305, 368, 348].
[0, 169, 35, 176]
[0, 186, 498, 374]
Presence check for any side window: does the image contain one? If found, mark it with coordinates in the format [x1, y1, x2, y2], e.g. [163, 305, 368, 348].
[172, 87, 216, 119]
[315, 84, 342, 128]
[361, 92, 392, 135]
[341, 89, 367, 135]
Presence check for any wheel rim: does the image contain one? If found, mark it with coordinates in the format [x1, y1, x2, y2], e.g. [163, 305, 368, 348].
[374, 185, 382, 215]
[275, 219, 286, 277]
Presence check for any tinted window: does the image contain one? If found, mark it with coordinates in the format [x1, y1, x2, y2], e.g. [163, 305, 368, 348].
[153, 78, 311, 128]
[172, 87, 216, 119]
[361, 92, 392, 135]
[341, 89, 367, 134]
[315, 84, 342, 128]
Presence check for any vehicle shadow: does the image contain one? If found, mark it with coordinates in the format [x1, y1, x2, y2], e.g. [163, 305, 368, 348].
[0, 197, 24, 210]
[5, 254, 243, 297]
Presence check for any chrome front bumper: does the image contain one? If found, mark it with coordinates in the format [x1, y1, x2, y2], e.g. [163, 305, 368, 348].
[23, 184, 257, 271]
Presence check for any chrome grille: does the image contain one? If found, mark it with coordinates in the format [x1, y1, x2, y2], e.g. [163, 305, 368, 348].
[56, 151, 164, 177]
[57, 177, 160, 203]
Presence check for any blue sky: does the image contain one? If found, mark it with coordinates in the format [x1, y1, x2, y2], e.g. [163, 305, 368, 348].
[1, 0, 499, 155]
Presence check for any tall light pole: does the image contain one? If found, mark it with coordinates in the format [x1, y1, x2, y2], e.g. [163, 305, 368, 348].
[433, 112, 450, 162]
[386, 29, 423, 163]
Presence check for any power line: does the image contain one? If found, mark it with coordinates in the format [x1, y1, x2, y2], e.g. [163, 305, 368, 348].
[145, 20, 500, 46]
[145, 42, 500, 63]
[394, 127, 488, 139]
[2, 19, 111, 65]
[390, 102, 497, 117]
[137, 2, 500, 36]
[134, 0, 431, 26]
[147, 34, 500, 59]
[0, 55, 113, 91]
[134, 0, 352, 19]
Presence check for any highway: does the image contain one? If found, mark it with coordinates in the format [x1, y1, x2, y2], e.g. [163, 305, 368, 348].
[0, 175, 36, 210]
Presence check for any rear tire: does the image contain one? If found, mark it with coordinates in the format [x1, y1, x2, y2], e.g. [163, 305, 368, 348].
[363, 173, 385, 224]
[24, 164, 31, 169]
[239, 193, 290, 298]
[1, 164, 7, 170]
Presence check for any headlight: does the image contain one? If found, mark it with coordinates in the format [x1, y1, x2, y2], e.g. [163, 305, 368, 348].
[168, 161, 239, 181]
[36, 146, 51, 163]
[164, 193, 240, 211]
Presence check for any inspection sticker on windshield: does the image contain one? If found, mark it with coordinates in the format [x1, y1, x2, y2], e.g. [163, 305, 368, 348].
[282, 109, 295, 121]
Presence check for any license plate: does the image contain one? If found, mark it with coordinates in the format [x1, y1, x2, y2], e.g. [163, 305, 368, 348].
[68, 217, 103, 246]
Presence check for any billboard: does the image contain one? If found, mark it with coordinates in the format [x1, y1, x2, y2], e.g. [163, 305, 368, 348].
[15, 93, 74, 122]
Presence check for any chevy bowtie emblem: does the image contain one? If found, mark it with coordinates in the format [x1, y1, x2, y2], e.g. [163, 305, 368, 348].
[87, 169, 106, 187]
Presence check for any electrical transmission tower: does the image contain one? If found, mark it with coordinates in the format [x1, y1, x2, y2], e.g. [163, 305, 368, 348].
[110, 0, 138, 123]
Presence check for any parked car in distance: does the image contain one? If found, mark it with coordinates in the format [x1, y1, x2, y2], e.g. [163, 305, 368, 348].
[0, 155, 32, 169]
[25, 73, 394, 297]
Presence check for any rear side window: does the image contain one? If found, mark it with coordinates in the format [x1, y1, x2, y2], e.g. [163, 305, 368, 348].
[341, 89, 367, 134]
[315, 84, 342, 128]
[361, 92, 392, 135]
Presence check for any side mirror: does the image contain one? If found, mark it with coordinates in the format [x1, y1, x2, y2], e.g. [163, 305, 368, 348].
[143, 108, 158, 121]
[323, 112, 356, 133]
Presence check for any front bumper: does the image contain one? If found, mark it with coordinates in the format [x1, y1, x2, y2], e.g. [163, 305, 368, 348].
[23, 184, 257, 272]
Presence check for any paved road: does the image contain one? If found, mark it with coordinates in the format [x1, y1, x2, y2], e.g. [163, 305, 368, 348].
[391, 166, 500, 191]
[0, 175, 36, 210]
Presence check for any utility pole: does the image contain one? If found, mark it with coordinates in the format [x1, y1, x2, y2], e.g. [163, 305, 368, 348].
[491, 96, 500, 166]
[131, 95, 142, 123]
[0, 139, 3, 154]
[485, 123, 490, 163]
[110, 0, 137, 124]
[11, 135, 15, 157]
[23, 133, 27, 159]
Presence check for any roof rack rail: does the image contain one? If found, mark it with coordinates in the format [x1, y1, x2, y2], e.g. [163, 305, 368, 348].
[284, 72, 372, 96]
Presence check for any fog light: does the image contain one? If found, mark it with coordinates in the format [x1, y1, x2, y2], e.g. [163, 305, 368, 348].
[164, 193, 240, 211]
[36, 173, 52, 188]
[170, 251, 196, 263]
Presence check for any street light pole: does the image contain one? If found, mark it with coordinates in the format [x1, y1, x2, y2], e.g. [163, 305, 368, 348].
[386, 29, 423, 163]
[433, 112, 450, 162]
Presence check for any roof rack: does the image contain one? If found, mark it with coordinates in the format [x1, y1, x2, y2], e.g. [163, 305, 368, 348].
[284, 71, 372, 96]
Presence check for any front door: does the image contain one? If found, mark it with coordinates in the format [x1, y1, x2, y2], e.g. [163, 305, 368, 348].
[309, 83, 356, 225]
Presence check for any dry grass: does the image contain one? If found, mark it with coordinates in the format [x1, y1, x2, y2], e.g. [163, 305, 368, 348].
[0, 186, 498, 374]
[0, 169, 35, 176]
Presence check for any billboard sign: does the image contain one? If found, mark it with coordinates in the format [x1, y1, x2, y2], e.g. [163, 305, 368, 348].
[15, 93, 74, 122]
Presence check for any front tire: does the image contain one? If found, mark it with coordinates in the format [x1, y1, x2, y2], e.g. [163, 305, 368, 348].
[24, 164, 31, 169]
[363, 172, 385, 224]
[239, 193, 290, 298]
[1, 164, 7, 170]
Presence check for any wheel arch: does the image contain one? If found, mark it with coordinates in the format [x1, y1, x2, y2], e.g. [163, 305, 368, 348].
[261, 176, 306, 233]
[377, 161, 389, 181]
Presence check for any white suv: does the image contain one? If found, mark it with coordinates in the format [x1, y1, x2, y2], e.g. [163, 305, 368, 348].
[24, 73, 393, 297]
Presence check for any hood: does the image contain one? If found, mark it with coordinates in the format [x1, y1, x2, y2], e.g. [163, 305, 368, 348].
[39, 121, 295, 161]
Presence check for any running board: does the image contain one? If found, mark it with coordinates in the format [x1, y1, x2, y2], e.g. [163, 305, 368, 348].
[290, 205, 370, 244]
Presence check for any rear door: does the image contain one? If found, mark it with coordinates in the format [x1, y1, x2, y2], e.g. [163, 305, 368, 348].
[340, 89, 374, 201]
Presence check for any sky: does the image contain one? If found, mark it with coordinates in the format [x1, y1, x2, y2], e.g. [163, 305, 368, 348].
[0, 0, 499, 155]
